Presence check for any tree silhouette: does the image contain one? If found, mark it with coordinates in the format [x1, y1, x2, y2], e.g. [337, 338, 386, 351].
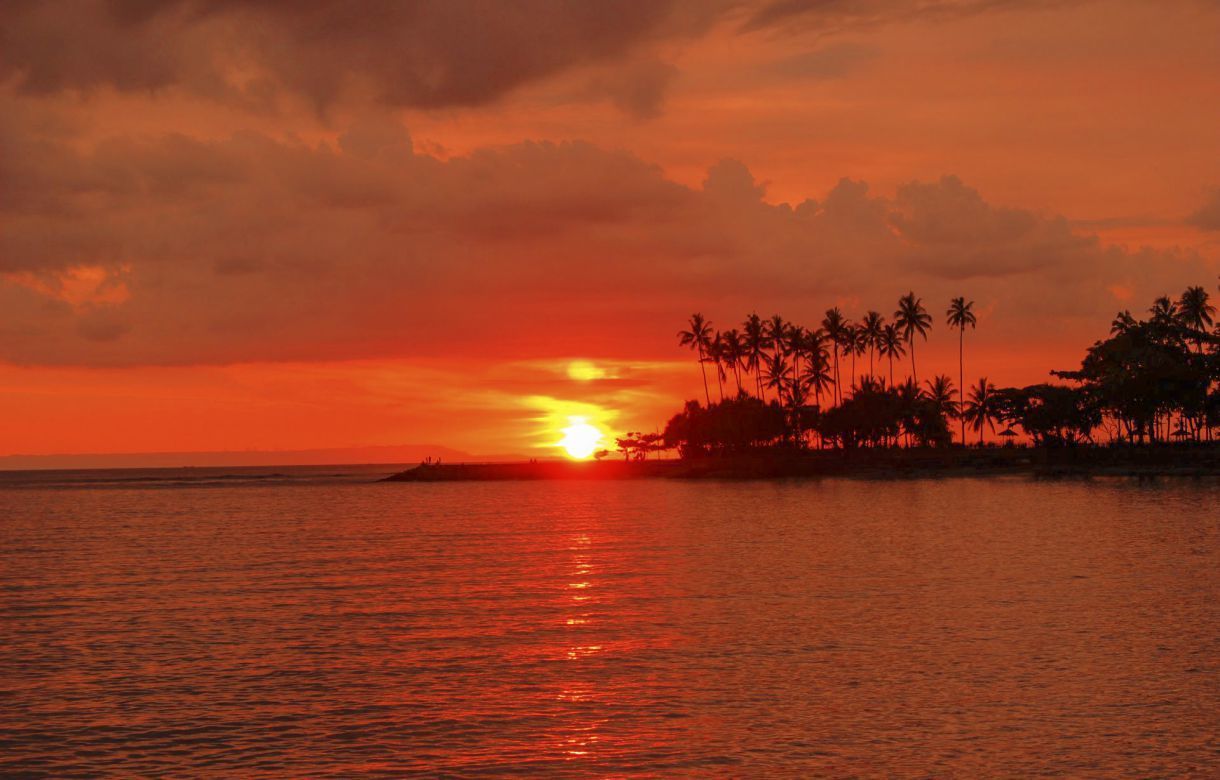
[1150, 295, 1179, 325]
[822, 307, 848, 406]
[878, 322, 905, 387]
[861, 311, 884, 381]
[668, 283, 1218, 458]
[742, 312, 768, 399]
[946, 297, 977, 445]
[802, 330, 834, 412]
[895, 291, 933, 385]
[762, 352, 789, 403]
[843, 322, 862, 392]
[720, 328, 745, 395]
[925, 374, 958, 422]
[1177, 286, 1215, 353]
[963, 377, 999, 445]
[1110, 310, 1136, 335]
[708, 332, 726, 402]
[678, 313, 713, 406]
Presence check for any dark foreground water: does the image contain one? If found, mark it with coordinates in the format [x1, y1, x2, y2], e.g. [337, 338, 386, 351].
[2, 468, 1218, 776]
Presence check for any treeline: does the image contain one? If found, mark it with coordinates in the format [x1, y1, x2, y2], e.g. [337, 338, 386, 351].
[657, 285, 1218, 458]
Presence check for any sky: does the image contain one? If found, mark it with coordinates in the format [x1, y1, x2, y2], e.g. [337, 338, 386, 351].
[2, 0, 1219, 464]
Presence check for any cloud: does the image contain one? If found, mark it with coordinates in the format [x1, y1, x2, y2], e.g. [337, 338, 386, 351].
[2, 110, 1214, 368]
[595, 58, 681, 119]
[740, 0, 1069, 34]
[0, 0, 723, 112]
[889, 175, 1095, 278]
[1187, 188, 1220, 231]
[762, 43, 879, 79]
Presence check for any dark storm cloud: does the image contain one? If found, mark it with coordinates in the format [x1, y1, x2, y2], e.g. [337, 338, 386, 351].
[0, 0, 724, 109]
[740, 0, 1069, 33]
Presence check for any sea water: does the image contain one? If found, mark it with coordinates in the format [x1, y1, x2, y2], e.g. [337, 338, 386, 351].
[2, 467, 1218, 776]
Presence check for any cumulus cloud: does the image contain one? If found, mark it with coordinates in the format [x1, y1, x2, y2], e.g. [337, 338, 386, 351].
[1, 109, 1213, 368]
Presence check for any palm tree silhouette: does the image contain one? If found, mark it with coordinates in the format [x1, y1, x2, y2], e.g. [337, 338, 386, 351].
[1177, 286, 1216, 441]
[963, 377, 999, 446]
[678, 313, 713, 406]
[822, 307, 848, 406]
[762, 352, 789, 403]
[842, 322, 861, 392]
[803, 345, 833, 412]
[742, 313, 768, 399]
[851, 325, 870, 389]
[896, 379, 922, 447]
[787, 324, 806, 383]
[721, 328, 745, 395]
[1150, 295, 1178, 324]
[878, 323, 906, 388]
[895, 292, 932, 385]
[861, 311, 884, 381]
[1177, 286, 1215, 353]
[925, 374, 958, 421]
[946, 297, 977, 446]
[766, 315, 788, 361]
[708, 332, 727, 402]
[1110, 309, 1136, 336]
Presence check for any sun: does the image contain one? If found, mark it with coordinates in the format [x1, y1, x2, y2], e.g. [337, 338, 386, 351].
[558, 417, 604, 460]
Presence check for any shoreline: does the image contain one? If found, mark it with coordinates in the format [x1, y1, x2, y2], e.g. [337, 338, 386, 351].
[382, 444, 1220, 482]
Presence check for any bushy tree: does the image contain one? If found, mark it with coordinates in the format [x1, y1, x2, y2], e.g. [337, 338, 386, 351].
[662, 397, 787, 457]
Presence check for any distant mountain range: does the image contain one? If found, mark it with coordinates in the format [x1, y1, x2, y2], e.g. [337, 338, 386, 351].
[0, 444, 527, 471]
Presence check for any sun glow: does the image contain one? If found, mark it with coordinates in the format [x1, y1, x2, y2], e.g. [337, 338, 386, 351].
[558, 417, 604, 460]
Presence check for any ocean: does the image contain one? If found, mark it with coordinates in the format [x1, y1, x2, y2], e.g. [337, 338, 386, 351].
[3, 467, 1218, 776]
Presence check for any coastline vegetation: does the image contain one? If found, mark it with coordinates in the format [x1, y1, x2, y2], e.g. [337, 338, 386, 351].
[647, 284, 1219, 460]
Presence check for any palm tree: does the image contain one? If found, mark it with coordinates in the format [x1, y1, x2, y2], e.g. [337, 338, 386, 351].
[925, 374, 958, 421]
[803, 346, 834, 412]
[1176, 286, 1216, 441]
[1110, 309, 1136, 335]
[878, 323, 906, 387]
[962, 377, 999, 446]
[786, 324, 806, 382]
[822, 307, 848, 405]
[896, 379, 922, 447]
[766, 315, 788, 357]
[842, 322, 861, 392]
[762, 352, 789, 403]
[895, 292, 933, 385]
[1150, 295, 1178, 324]
[708, 332, 727, 401]
[851, 324, 870, 391]
[721, 328, 745, 395]
[742, 313, 767, 399]
[1177, 286, 1215, 352]
[946, 297, 977, 446]
[677, 313, 713, 406]
[861, 311, 884, 380]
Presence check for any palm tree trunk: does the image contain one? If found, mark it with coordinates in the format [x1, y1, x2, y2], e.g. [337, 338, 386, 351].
[888, 355, 893, 387]
[909, 339, 917, 387]
[698, 350, 710, 407]
[958, 327, 965, 446]
[832, 346, 840, 405]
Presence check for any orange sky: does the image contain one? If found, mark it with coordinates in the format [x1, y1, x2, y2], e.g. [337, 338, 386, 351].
[2, 0, 1219, 465]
